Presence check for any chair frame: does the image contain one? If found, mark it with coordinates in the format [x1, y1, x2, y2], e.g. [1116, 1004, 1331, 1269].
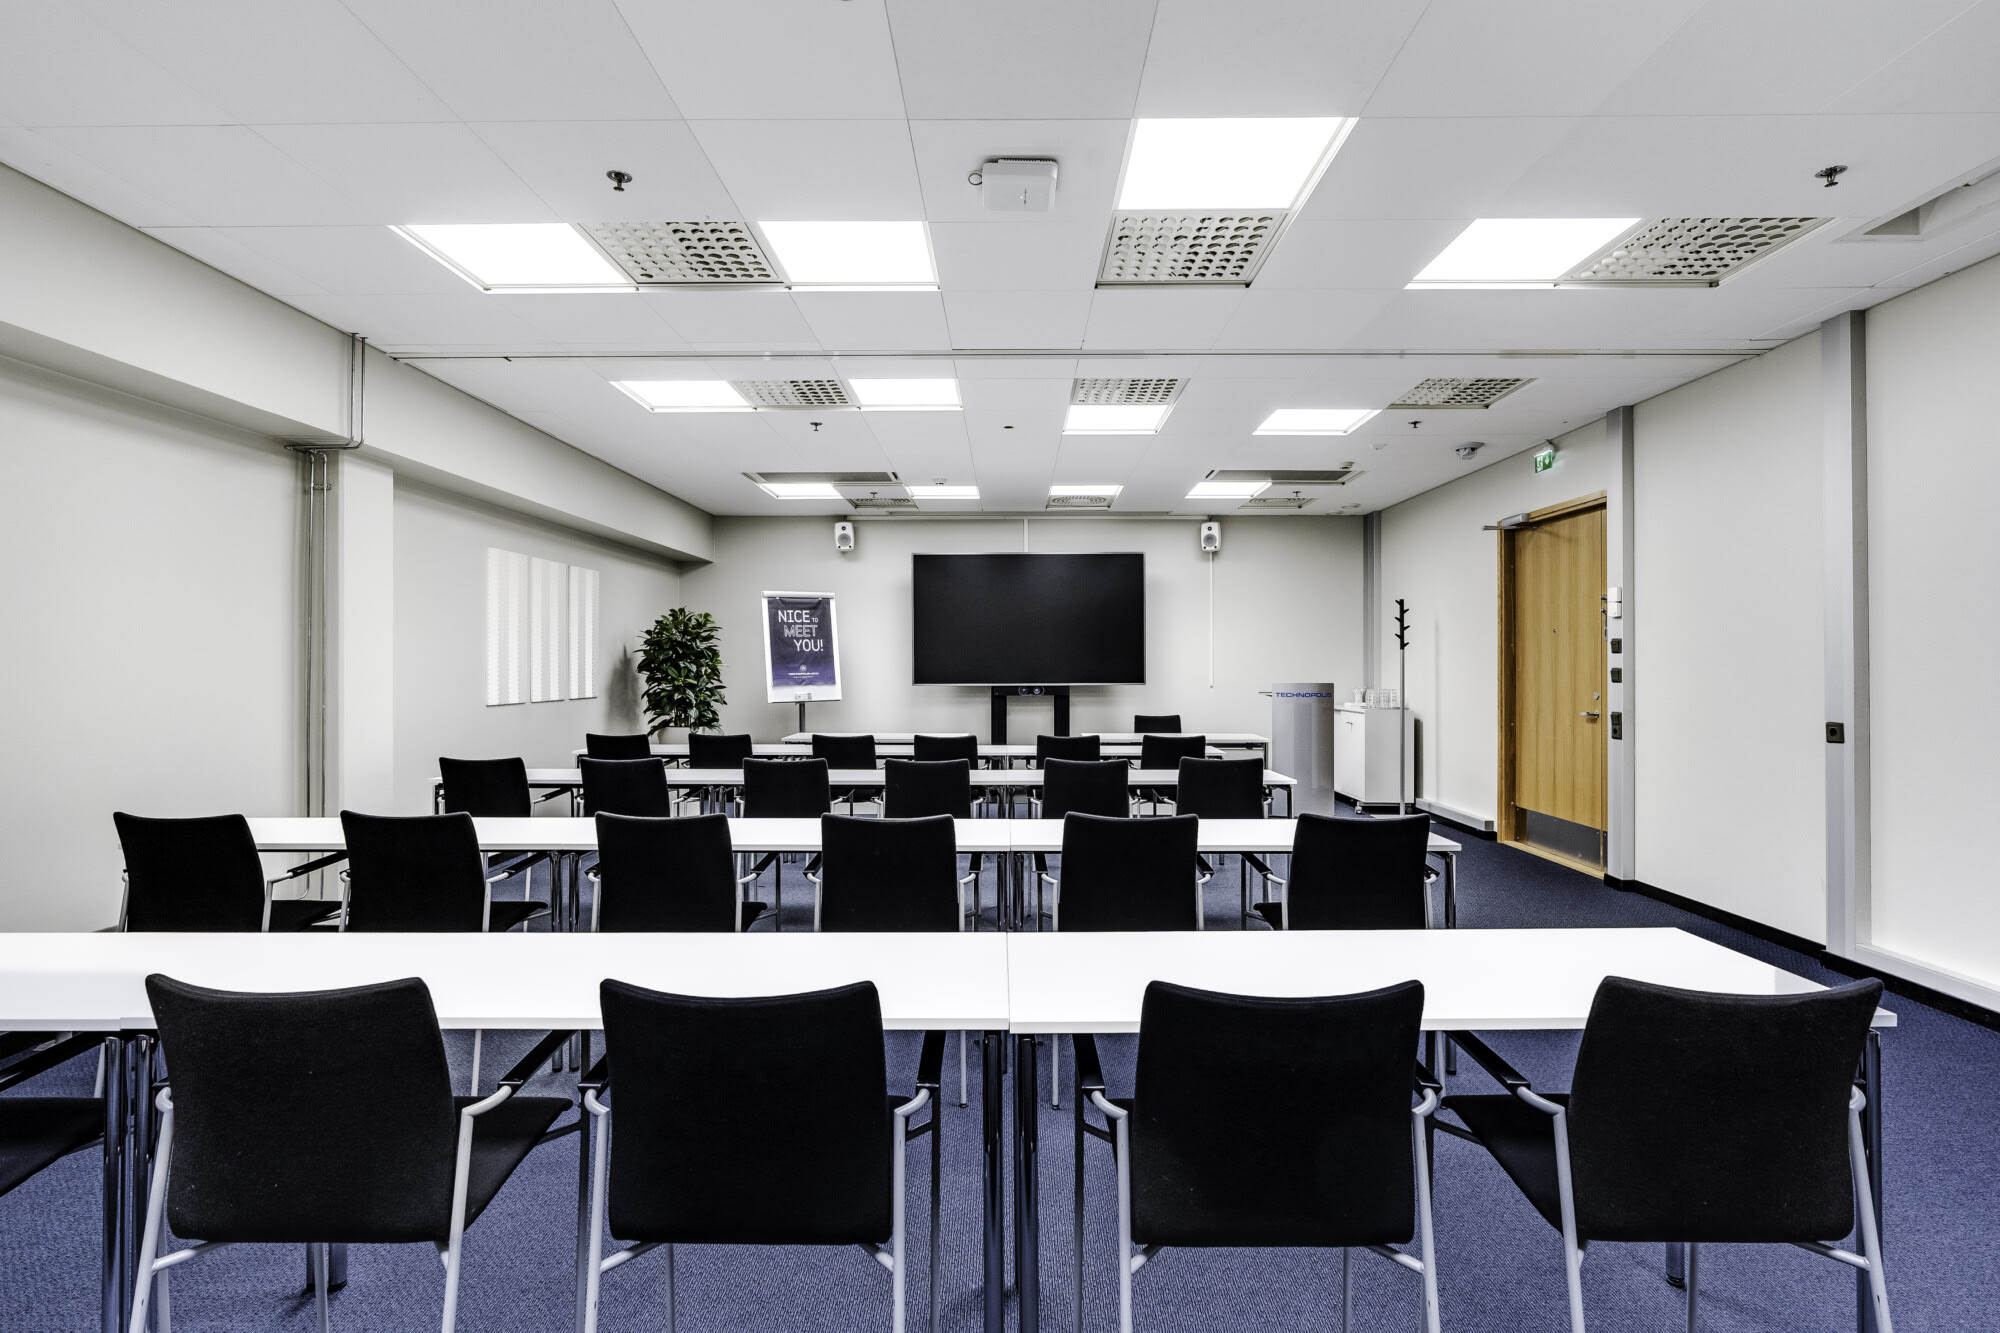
[128, 1030, 574, 1333]
[1441, 1029, 1892, 1333]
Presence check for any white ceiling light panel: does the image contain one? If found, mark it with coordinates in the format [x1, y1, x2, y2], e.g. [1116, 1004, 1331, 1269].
[1063, 404, 1172, 434]
[848, 379, 962, 410]
[1408, 218, 1641, 288]
[1255, 408, 1380, 435]
[393, 223, 633, 292]
[757, 220, 937, 288]
[1188, 479, 1269, 499]
[759, 482, 844, 499]
[613, 380, 752, 412]
[909, 485, 979, 499]
[1117, 119, 1351, 210]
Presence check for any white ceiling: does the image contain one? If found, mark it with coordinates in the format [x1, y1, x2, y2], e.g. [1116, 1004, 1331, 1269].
[4, 0, 2000, 517]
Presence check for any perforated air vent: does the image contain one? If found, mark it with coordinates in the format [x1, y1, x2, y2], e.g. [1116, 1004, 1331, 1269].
[1098, 212, 1285, 285]
[845, 495, 916, 510]
[1561, 218, 1827, 286]
[729, 380, 851, 408]
[1046, 493, 1114, 510]
[1209, 469, 1357, 485]
[1390, 378, 1532, 409]
[744, 471, 900, 486]
[1071, 378, 1184, 405]
[1241, 494, 1317, 510]
[583, 221, 780, 285]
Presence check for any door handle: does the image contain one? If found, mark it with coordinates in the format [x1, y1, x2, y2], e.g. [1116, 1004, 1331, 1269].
[1580, 711, 1600, 721]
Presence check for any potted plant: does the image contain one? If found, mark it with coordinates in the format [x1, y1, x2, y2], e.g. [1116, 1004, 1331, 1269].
[637, 608, 726, 739]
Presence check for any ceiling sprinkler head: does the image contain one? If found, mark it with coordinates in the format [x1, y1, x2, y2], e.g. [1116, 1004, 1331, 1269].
[1815, 164, 1847, 188]
[606, 170, 633, 192]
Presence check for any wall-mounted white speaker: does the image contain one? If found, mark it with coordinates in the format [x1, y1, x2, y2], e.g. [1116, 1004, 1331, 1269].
[1199, 521, 1221, 553]
[833, 521, 855, 552]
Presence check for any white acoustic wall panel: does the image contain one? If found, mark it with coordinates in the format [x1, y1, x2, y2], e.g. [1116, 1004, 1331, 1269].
[529, 556, 567, 703]
[568, 565, 600, 699]
[484, 547, 528, 706]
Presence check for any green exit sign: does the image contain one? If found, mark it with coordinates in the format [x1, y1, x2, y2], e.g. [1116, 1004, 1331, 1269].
[1533, 445, 1557, 473]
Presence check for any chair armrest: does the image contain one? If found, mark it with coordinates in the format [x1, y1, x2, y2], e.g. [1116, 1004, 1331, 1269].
[1442, 1030, 1530, 1091]
[736, 870, 762, 885]
[498, 1030, 578, 1091]
[1413, 1059, 1442, 1097]
[804, 853, 822, 876]
[1072, 1032, 1106, 1095]
[915, 1030, 946, 1092]
[1242, 852, 1275, 879]
[1197, 854, 1215, 876]
[0, 1032, 104, 1094]
[578, 1055, 611, 1096]
[269, 851, 348, 883]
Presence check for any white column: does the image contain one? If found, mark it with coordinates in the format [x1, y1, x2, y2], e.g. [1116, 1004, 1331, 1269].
[1821, 311, 1869, 957]
[329, 452, 396, 810]
[1603, 407, 1637, 883]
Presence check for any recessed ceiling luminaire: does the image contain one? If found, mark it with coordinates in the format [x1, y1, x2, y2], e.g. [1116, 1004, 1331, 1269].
[1187, 480, 1269, 499]
[1255, 408, 1380, 436]
[391, 223, 633, 292]
[758, 482, 844, 500]
[1117, 118, 1353, 210]
[1049, 484, 1123, 497]
[1408, 218, 1641, 288]
[847, 379, 962, 411]
[757, 221, 937, 288]
[1063, 404, 1172, 435]
[612, 380, 753, 412]
[908, 485, 980, 499]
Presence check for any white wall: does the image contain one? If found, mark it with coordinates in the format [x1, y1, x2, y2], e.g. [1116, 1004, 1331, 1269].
[1864, 252, 2000, 991]
[1376, 424, 1610, 824]
[1632, 335, 1826, 941]
[0, 355, 300, 929]
[392, 481, 682, 811]
[682, 516, 1363, 741]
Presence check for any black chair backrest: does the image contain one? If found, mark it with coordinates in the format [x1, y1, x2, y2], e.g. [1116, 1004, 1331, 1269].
[913, 733, 979, 763]
[1041, 759, 1131, 820]
[338, 811, 489, 932]
[437, 757, 531, 818]
[1133, 714, 1182, 733]
[1057, 813, 1201, 931]
[146, 973, 457, 1243]
[1131, 979, 1425, 1247]
[1173, 756, 1265, 819]
[810, 734, 878, 769]
[1285, 813, 1432, 930]
[687, 732, 754, 769]
[1140, 733, 1207, 769]
[594, 813, 739, 932]
[597, 979, 892, 1245]
[113, 812, 267, 932]
[881, 758, 972, 819]
[1566, 976, 1884, 1243]
[580, 757, 674, 818]
[818, 815, 960, 932]
[741, 757, 832, 818]
[1036, 734, 1101, 764]
[585, 733, 654, 760]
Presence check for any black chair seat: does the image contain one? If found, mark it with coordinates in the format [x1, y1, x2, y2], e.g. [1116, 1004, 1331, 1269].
[484, 900, 549, 933]
[0, 1098, 104, 1198]
[455, 1094, 570, 1229]
[741, 902, 770, 930]
[1250, 902, 1283, 930]
[267, 899, 343, 931]
[1440, 1091, 1571, 1231]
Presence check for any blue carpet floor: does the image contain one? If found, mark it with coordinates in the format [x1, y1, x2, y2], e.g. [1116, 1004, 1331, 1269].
[4, 831, 1997, 1331]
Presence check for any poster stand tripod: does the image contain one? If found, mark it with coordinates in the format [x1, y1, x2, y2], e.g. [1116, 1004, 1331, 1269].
[1394, 598, 1411, 816]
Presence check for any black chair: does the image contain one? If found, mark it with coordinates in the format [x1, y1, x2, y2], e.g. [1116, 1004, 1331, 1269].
[1254, 813, 1434, 931]
[581, 980, 943, 1333]
[1035, 734, 1101, 764]
[1133, 714, 1183, 733]
[1046, 813, 1204, 933]
[812, 814, 969, 933]
[1137, 735, 1206, 813]
[881, 758, 972, 820]
[589, 813, 768, 932]
[812, 734, 880, 813]
[0, 1033, 105, 1252]
[1440, 976, 1890, 1332]
[579, 757, 674, 818]
[1074, 980, 1440, 1333]
[1035, 758, 1131, 820]
[912, 733, 978, 763]
[113, 812, 343, 932]
[741, 758, 833, 928]
[686, 733, 754, 813]
[134, 975, 571, 1333]
[1174, 757, 1273, 920]
[436, 756, 550, 887]
[584, 733, 653, 759]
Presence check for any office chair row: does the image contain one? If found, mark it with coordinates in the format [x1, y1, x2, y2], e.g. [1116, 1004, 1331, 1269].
[582, 726, 1210, 769]
[0, 967, 1890, 1333]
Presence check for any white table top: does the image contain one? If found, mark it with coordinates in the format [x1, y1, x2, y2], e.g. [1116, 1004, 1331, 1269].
[530, 767, 1294, 789]
[589, 743, 1188, 760]
[246, 817, 1013, 854]
[0, 932, 1012, 1033]
[1002, 818, 1459, 856]
[1003, 928, 1894, 1034]
[784, 732, 1270, 748]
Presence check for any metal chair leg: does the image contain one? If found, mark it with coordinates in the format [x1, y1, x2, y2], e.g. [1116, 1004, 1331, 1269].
[314, 1243, 331, 1333]
[1684, 1242, 1698, 1333]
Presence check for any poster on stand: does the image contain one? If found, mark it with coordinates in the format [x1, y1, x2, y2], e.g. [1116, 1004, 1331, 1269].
[760, 591, 842, 703]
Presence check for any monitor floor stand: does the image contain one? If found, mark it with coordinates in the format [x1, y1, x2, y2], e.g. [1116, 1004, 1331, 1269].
[991, 686, 1068, 743]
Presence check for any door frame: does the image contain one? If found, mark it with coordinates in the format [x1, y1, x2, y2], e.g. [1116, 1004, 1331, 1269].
[1495, 490, 1607, 847]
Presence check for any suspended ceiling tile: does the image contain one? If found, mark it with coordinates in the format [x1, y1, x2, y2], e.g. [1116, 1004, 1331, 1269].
[0, 128, 193, 227]
[0, 4, 231, 127]
[32, 125, 363, 227]
[1832, 2, 2000, 114]
[928, 222, 1108, 291]
[957, 378, 1073, 410]
[941, 292, 1093, 350]
[1210, 289, 1403, 350]
[470, 121, 741, 222]
[886, 0, 1157, 119]
[341, 0, 680, 122]
[793, 291, 954, 351]
[339, 293, 547, 347]
[649, 291, 817, 345]
[909, 120, 1127, 224]
[1295, 116, 1581, 221]
[500, 294, 692, 348]
[1082, 289, 1247, 351]
[1247, 220, 1472, 290]
[954, 357, 1079, 381]
[1135, 0, 1427, 116]
[689, 120, 923, 221]
[213, 226, 471, 296]
[255, 123, 556, 225]
[141, 227, 330, 299]
[617, 0, 906, 119]
[76, 0, 454, 124]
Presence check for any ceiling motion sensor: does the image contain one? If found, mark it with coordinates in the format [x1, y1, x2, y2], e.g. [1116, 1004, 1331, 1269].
[968, 158, 1059, 212]
[605, 170, 633, 192]
[1815, 164, 1848, 189]
[1454, 442, 1485, 460]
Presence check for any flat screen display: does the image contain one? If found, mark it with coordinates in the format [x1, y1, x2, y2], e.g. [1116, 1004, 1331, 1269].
[912, 552, 1145, 684]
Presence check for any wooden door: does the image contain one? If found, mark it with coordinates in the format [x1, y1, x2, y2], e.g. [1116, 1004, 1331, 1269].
[1503, 503, 1607, 840]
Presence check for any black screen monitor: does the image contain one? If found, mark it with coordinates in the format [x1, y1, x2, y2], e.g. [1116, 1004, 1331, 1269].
[912, 552, 1145, 685]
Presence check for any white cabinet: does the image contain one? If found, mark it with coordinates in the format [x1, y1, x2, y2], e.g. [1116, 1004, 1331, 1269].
[1333, 704, 1415, 806]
